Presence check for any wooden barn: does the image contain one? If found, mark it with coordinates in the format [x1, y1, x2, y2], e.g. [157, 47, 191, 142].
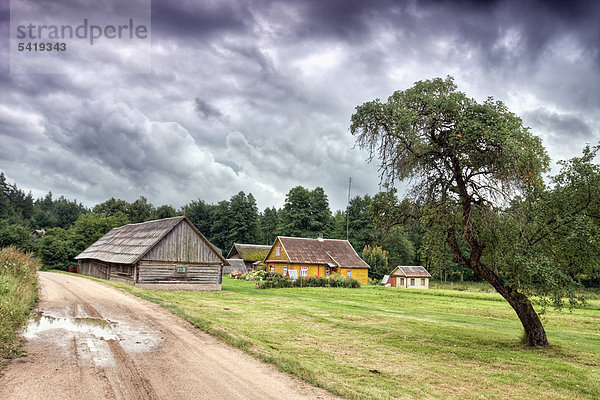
[226, 243, 271, 271]
[75, 216, 228, 290]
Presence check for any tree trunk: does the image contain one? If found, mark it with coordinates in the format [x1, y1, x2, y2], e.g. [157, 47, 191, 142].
[474, 261, 549, 346]
[447, 227, 549, 346]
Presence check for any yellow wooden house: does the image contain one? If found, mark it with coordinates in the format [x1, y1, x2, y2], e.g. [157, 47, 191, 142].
[263, 236, 370, 284]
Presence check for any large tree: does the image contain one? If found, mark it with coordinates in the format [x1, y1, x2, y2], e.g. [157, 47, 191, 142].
[350, 76, 600, 346]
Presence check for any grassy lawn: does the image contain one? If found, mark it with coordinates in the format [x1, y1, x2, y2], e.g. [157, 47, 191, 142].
[93, 277, 599, 399]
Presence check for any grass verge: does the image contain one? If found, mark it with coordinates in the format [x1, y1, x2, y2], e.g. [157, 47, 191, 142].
[70, 274, 600, 399]
[0, 247, 39, 369]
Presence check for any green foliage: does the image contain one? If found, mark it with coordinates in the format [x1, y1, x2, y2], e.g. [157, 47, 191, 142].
[151, 204, 178, 220]
[258, 273, 361, 289]
[259, 207, 279, 245]
[127, 196, 154, 223]
[228, 191, 260, 246]
[351, 76, 578, 345]
[37, 227, 73, 270]
[0, 247, 39, 366]
[37, 213, 129, 270]
[362, 244, 388, 281]
[280, 186, 333, 237]
[0, 221, 34, 252]
[183, 199, 212, 236]
[93, 197, 130, 216]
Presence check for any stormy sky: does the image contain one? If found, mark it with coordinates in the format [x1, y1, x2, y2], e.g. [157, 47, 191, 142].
[1, 0, 599, 212]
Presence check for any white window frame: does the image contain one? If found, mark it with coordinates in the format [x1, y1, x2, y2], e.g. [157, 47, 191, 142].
[300, 266, 308, 277]
[346, 270, 352, 278]
[421, 278, 425, 286]
[276, 246, 281, 256]
[410, 278, 415, 286]
[270, 265, 275, 273]
[283, 266, 288, 276]
[325, 266, 330, 276]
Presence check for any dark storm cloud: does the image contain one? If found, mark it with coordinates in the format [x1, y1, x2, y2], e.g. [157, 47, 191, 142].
[1, 0, 599, 210]
[195, 98, 223, 119]
[524, 108, 593, 140]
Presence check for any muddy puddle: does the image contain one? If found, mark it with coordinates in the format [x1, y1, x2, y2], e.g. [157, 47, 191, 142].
[24, 311, 119, 340]
[23, 310, 163, 367]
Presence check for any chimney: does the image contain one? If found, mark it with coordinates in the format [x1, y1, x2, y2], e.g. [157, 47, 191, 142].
[317, 232, 324, 241]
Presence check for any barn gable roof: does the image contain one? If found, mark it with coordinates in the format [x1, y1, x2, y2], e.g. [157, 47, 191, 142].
[266, 236, 370, 269]
[226, 243, 271, 261]
[75, 216, 227, 265]
[389, 266, 431, 278]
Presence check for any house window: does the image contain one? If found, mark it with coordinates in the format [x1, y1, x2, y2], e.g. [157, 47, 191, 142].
[421, 278, 425, 286]
[400, 278, 404, 286]
[346, 270, 352, 278]
[300, 266, 308, 277]
[176, 266, 187, 273]
[276, 246, 281, 256]
[325, 266, 330, 276]
[270, 265, 275, 273]
[410, 278, 415, 286]
[283, 266, 288, 276]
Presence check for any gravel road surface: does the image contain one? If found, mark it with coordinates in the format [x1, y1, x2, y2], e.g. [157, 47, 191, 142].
[0, 272, 339, 400]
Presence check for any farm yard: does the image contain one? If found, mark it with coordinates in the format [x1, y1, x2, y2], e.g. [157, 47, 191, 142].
[100, 277, 600, 400]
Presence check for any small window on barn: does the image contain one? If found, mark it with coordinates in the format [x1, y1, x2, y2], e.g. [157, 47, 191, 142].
[177, 266, 187, 273]
[276, 246, 281, 256]
[346, 270, 352, 278]
[301, 266, 308, 277]
[410, 278, 415, 286]
[421, 278, 425, 286]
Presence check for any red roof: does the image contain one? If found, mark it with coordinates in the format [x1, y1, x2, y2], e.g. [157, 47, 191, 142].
[266, 236, 370, 269]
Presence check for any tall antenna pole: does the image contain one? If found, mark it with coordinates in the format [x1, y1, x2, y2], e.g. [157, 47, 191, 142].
[346, 177, 352, 240]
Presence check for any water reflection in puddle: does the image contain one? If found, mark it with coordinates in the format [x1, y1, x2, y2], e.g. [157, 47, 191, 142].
[24, 311, 118, 340]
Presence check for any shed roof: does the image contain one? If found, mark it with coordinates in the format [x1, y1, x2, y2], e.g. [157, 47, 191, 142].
[389, 266, 431, 278]
[224, 259, 248, 274]
[75, 216, 227, 265]
[266, 236, 370, 269]
[226, 243, 271, 261]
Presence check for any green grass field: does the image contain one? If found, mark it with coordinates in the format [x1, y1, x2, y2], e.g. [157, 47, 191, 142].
[96, 277, 599, 399]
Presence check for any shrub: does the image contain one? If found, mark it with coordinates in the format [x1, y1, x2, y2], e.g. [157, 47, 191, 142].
[258, 273, 360, 289]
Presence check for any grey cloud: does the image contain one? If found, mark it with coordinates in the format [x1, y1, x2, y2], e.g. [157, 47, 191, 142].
[195, 98, 223, 119]
[523, 108, 593, 139]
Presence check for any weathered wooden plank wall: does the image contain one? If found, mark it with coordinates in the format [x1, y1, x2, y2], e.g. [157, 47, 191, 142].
[137, 261, 220, 284]
[141, 221, 223, 264]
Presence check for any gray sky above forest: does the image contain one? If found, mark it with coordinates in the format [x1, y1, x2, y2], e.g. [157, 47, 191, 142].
[1, 0, 599, 212]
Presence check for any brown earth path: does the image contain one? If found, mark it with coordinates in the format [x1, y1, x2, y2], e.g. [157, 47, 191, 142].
[0, 271, 340, 400]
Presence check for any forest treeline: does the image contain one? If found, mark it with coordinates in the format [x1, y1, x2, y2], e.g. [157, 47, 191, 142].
[0, 172, 495, 282]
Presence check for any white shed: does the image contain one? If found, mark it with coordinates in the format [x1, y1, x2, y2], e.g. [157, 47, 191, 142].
[388, 266, 431, 289]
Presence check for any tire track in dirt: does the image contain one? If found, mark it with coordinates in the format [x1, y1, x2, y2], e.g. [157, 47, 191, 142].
[0, 272, 342, 400]
[41, 273, 159, 400]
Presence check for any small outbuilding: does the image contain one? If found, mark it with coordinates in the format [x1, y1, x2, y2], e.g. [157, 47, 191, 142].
[223, 258, 248, 275]
[226, 243, 271, 271]
[388, 266, 431, 289]
[75, 216, 228, 290]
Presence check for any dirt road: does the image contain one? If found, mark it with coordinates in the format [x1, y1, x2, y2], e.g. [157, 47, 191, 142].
[0, 272, 339, 400]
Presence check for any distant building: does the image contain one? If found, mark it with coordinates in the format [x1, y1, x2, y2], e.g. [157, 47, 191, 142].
[388, 266, 431, 289]
[75, 216, 228, 291]
[263, 235, 370, 284]
[223, 258, 247, 275]
[226, 243, 271, 271]
[31, 229, 45, 242]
